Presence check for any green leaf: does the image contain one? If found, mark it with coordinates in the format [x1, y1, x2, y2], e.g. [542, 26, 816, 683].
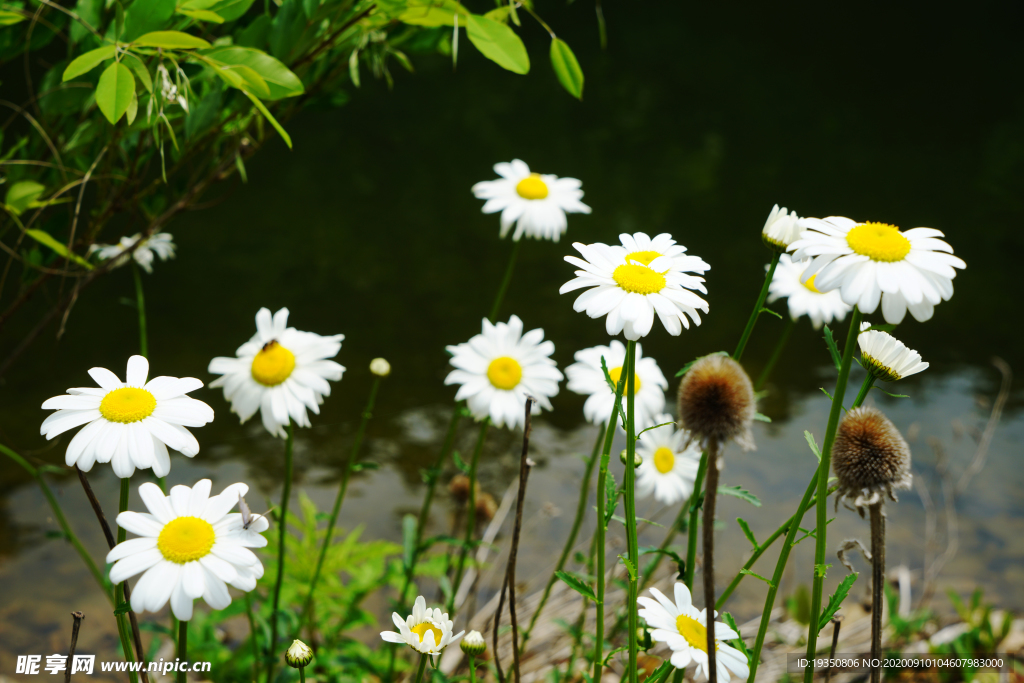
[804, 430, 822, 462]
[451, 450, 470, 474]
[818, 573, 858, 632]
[873, 387, 909, 399]
[126, 90, 138, 125]
[549, 37, 583, 99]
[736, 518, 758, 548]
[25, 230, 93, 269]
[636, 421, 676, 440]
[602, 646, 628, 666]
[350, 461, 379, 472]
[122, 0, 176, 41]
[203, 46, 303, 99]
[675, 351, 728, 377]
[96, 62, 135, 124]
[753, 412, 772, 423]
[62, 45, 117, 81]
[721, 612, 750, 660]
[718, 485, 761, 507]
[241, 90, 292, 148]
[555, 570, 597, 602]
[739, 568, 774, 587]
[190, 0, 257, 22]
[604, 469, 617, 526]
[133, 30, 211, 49]
[618, 554, 636, 581]
[823, 325, 842, 372]
[759, 306, 783, 319]
[0, 9, 25, 25]
[401, 514, 417, 570]
[608, 513, 663, 528]
[113, 604, 132, 615]
[814, 562, 832, 578]
[5, 181, 45, 215]
[399, 1, 468, 27]
[122, 53, 153, 93]
[466, 14, 529, 75]
[176, 7, 225, 22]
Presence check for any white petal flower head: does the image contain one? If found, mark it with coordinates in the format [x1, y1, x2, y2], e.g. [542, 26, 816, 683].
[637, 583, 750, 682]
[380, 596, 465, 655]
[471, 159, 591, 242]
[635, 414, 701, 506]
[617, 232, 711, 278]
[208, 308, 345, 439]
[106, 479, 268, 621]
[767, 254, 851, 329]
[857, 322, 928, 382]
[565, 340, 668, 431]
[90, 232, 176, 274]
[789, 218, 965, 324]
[761, 204, 803, 252]
[560, 240, 709, 340]
[40, 355, 213, 478]
[445, 315, 563, 430]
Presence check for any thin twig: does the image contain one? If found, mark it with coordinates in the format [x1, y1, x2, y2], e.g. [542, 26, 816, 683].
[66, 611, 84, 683]
[869, 503, 885, 683]
[506, 397, 536, 683]
[493, 574, 508, 683]
[824, 617, 841, 683]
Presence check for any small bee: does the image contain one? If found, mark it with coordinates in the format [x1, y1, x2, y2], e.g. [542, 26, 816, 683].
[238, 493, 274, 530]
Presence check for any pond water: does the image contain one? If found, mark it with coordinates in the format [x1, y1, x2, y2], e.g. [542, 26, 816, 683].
[2, 1, 1024, 676]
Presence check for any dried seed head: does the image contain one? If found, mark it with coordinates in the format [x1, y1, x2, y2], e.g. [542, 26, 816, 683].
[677, 354, 756, 451]
[832, 406, 912, 514]
[448, 474, 475, 503]
[475, 492, 498, 522]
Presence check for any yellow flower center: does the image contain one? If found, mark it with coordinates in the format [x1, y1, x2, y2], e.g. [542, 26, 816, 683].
[99, 387, 157, 424]
[607, 366, 642, 394]
[846, 222, 911, 262]
[676, 614, 711, 653]
[157, 516, 216, 564]
[612, 264, 666, 295]
[654, 447, 675, 473]
[515, 173, 548, 200]
[251, 340, 296, 386]
[487, 356, 523, 390]
[803, 273, 822, 294]
[625, 250, 662, 266]
[410, 622, 444, 646]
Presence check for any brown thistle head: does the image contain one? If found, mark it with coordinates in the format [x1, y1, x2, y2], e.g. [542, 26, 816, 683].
[832, 406, 912, 514]
[676, 353, 756, 451]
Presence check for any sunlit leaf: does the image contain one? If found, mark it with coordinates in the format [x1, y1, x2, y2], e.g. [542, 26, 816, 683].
[133, 30, 211, 49]
[718, 485, 761, 507]
[96, 62, 135, 124]
[176, 7, 225, 23]
[242, 90, 291, 148]
[122, 53, 153, 93]
[24, 230, 93, 269]
[555, 570, 597, 602]
[549, 38, 582, 99]
[466, 14, 529, 75]
[203, 46, 303, 99]
[5, 181, 45, 215]
[0, 9, 25, 25]
[63, 45, 117, 81]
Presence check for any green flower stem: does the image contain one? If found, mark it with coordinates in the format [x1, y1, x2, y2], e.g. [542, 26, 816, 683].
[683, 451, 708, 591]
[734, 252, 781, 361]
[624, 340, 641, 683]
[132, 262, 148, 358]
[469, 655, 477, 683]
[116, 478, 141, 683]
[489, 238, 522, 323]
[299, 667, 306, 683]
[747, 372, 873, 683]
[523, 421, 607, 646]
[803, 307, 862, 681]
[413, 654, 428, 683]
[266, 423, 295, 683]
[177, 620, 188, 683]
[593, 366, 627, 683]
[246, 593, 260, 682]
[755, 316, 794, 391]
[449, 418, 490, 615]
[301, 376, 381, 632]
[0, 444, 108, 596]
[672, 668, 685, 683]
[853, 373, 876, 407]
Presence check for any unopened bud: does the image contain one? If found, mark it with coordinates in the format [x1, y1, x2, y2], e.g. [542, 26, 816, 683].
[370, 357, 391, 377]
[620, 449, 642, 467]
[286, 640, 313, 668]
[461, 630, 486, 656]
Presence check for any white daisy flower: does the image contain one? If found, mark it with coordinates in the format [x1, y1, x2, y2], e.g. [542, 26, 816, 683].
[106, 479, 269, 621]
[444, 315, 563, 430]
[40, 355, 213, 478]
[617, 232, 710, 277]
[565, 340, 668, 432]
[90, 232, 176, 273]
[789, 217, 965, 324]
[638, 582, 750, 682]
[761, 204, 803, 252]
[857, 321, 928, 382]
[767, 254, 851, 329]
[471, 159, 591, 242]
[635, 414, 701, 505]
[208, 307, 345, 439]
[380, 595, 465, 655]
[559, 240, 709, 340]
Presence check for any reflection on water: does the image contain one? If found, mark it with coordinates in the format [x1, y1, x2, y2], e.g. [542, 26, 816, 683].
[2, 0, 1023, 674]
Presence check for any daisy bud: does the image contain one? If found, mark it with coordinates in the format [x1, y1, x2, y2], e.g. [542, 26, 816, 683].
[857, 322, 928, 383]
[619, 449, 642, 467]
[286, 640, 313, 668]
[832, 407, 912, 512]
[677, 354, 756, 451]
[461, 630, 486, 656]
[761, 204, 803, 252]
[370, 357, 391, 377]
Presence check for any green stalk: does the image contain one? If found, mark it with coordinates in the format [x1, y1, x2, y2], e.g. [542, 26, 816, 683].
[747, 373, 873, 682]
[853, 373, 875, 407]
[469, 655, 477, 683]
[683, 452, 708, 591]
[593, 367, 627, 683]
[132, 262, 148, 358]
[733, 252, 781, 361]
[449, 418, 490, 615]
[177, 620, 188, 683]
[299, 667, 307, 683]
[0, 444, 108, 596]
[301, 376, 381, 632]
[755, 316, 794, 391]
[803, 307, 862, 681]
[523, 421, 606, 645]
[116, 478, 140, 683]
[413, 654, 428, 683]
[266, 423, 295, 683]
[489, 238, 522, 323]
[246, 593, 260, 682]
[624, 340, 640, 683]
